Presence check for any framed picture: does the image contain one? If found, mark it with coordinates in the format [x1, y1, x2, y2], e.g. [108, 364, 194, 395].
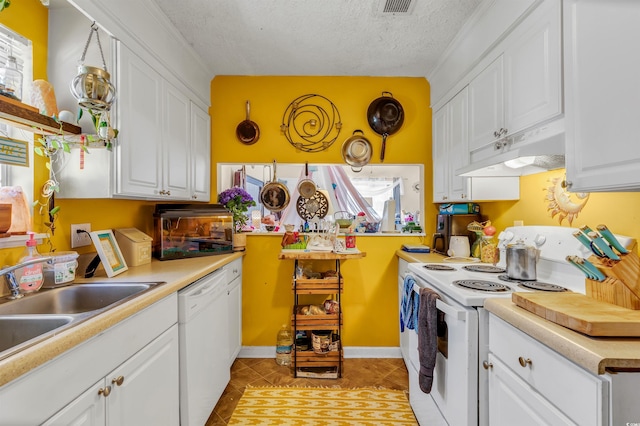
[90, 229, 128, 277]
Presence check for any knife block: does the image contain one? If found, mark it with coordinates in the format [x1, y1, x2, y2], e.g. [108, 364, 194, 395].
[585, 251, 640, 309]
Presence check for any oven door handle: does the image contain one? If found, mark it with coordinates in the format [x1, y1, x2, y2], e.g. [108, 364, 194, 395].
[412, 282, 466, 322]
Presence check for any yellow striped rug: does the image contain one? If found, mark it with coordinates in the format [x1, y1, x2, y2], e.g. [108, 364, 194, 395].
[228, 386, 418, 425]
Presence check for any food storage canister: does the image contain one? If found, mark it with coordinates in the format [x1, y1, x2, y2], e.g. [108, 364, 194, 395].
[42, 251, 79, 288]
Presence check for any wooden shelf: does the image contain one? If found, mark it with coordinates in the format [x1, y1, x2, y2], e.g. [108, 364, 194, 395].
[0, 96, 81, 135]
[278, 250, 366, 260]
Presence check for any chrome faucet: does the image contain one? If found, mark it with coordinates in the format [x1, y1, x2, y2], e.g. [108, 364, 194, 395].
[1, 257, 53, 300]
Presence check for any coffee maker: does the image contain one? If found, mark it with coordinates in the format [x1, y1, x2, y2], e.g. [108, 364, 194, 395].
[432, 213, 482, 255]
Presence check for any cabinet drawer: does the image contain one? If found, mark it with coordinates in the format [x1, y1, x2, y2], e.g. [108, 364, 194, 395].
[225, 258, 242, 282]
[489, 315, 606, 426]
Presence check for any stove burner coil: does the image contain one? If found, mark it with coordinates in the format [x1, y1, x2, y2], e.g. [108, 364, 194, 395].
[463, 265, 505, 273]
[497, 275, 567, 292]
[423, 264, 456, 271]
[453, 280, 511, 292]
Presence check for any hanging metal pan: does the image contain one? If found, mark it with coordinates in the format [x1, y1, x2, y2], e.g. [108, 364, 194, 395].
[341, 130, 373, 172]
[260, 160, 290, 212]
[297, 162, 317, 198]
[236, 100, 260, 145]
[367, 92, 404, 162]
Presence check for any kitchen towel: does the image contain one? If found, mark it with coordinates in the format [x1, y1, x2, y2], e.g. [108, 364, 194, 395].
[418, 287, 440, 393]
[401, 275, 419, 332]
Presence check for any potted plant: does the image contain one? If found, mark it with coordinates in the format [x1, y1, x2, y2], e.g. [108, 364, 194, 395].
[218, 186, 256, 251]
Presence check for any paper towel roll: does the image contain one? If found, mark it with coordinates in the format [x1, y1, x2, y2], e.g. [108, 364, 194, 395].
[381, 199, 396, 233]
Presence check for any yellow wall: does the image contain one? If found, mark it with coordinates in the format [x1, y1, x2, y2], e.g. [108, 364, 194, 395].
[480, 170, 640, 242]
[211, 76, 433, 346]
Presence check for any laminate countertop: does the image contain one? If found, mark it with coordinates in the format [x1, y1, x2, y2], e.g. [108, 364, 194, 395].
[0, 253, 243, 387]
[395, 250, 446, 263]
[485, 298, 640, 375]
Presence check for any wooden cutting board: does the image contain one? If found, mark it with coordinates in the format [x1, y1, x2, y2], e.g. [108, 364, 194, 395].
[512, 292, 640, 337]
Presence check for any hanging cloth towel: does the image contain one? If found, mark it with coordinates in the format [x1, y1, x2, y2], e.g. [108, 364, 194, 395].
[418, 287, 440, 393]
[401, 275, 419, 332]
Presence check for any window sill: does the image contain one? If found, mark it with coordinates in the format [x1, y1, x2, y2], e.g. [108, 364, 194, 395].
[0, 233, 49, 249]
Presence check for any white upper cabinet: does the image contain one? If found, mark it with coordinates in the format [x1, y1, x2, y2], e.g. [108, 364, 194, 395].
[191, 104, 211, 201]
[564, 0, 640, 192]
[468, 0, 562, 155]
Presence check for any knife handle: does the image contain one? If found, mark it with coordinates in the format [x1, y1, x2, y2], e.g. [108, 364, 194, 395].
[596, 225, 629, 254]
[588, 231, 620, 261]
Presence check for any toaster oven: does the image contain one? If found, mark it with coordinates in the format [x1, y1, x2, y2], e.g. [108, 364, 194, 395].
[153, 204, 234, 260]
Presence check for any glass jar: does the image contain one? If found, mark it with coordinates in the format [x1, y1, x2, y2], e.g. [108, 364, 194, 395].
[0, 55, 23, 101]
[480, 235, 499, 264]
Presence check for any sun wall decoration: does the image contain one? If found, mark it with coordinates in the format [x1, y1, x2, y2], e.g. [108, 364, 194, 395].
[545, 175, 590, 225]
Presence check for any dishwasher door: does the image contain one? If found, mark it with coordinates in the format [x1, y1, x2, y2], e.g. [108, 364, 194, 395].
[178, 269, 229, 426]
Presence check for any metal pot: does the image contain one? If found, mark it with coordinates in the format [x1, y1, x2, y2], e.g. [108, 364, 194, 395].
[236, 100, 260, 145]
[367, 92, 404, 162]
[260, 160, 290, 212]
[341, 130, 373, 172]
[297, 162, 317, 198]
[506, 240, 540, 280]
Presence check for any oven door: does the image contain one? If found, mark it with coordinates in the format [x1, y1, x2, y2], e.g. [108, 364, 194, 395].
[413, 273, 479, 426]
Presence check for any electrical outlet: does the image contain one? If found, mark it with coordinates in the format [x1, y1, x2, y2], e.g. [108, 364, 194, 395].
[71, 223, 92, 248]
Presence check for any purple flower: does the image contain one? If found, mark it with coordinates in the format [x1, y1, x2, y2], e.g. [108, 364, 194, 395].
[218, 187, 256, 232]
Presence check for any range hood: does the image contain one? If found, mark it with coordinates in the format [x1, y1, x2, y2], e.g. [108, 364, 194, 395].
[456, 119, 565, 177]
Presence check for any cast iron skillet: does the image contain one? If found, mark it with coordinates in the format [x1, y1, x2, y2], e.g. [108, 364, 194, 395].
[367, 92, 404, 162]
[260, 160, 290, 212]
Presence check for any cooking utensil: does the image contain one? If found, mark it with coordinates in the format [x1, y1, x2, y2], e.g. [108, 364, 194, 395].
[297, 162, 317, 198]
[367, 92, 404, 162]
[580, 257, 607, 281]
[296, 190, 329, 220]
[260, 160, 290, 212]
[573, 230, 605, 258]
[587, 231, 620, 260]
[341, 130, 373, 171]
[236, 100, 260, 145]
[596, 224, 629, 254]
[566, 255, 596, 279]
[506, 239, 539, 280]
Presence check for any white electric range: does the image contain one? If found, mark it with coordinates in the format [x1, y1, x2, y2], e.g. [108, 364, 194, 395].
[400, 225, 632, 426]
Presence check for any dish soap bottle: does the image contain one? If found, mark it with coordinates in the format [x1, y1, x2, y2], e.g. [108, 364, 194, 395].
[16, 232, 45, 294]
[275, 324, 293, 366]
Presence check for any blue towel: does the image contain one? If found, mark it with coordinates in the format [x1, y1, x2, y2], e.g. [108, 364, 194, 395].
[401, 275, 420, 333]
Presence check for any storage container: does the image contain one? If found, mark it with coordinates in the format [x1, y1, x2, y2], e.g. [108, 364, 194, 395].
[42, 251, 79, 288]
[114, 228, 152, 266]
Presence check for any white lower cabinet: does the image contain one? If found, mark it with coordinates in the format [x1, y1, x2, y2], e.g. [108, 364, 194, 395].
[0, 294, 178, 425]
[487, 314, 607, 426]
[226, 258, 243, 365]
[43, 325, 179, 426]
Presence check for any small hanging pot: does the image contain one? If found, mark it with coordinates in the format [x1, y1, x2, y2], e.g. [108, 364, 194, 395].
[297, 162, 317, 198]
[236, 100, 260, 144]
[260, 160, 290, 212]
[367, 92, 404, 162]
[341, 130, 373, 172]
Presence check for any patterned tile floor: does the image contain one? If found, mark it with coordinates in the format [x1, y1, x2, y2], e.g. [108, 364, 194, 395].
[206, 358, 410, 425]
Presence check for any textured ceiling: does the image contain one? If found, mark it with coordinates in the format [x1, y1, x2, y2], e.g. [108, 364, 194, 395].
[150, 0, 482, 77]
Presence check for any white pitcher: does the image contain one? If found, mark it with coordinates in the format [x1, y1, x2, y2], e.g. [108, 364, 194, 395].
[448, 236, 470, 258]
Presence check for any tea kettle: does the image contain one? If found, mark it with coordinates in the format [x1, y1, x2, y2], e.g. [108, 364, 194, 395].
[506, 239, 540, 280]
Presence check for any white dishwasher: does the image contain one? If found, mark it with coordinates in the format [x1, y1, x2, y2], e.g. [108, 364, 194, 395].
[178, 268, 229, 426]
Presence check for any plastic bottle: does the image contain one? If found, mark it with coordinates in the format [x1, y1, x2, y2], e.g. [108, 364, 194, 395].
[275, 324, 293, 366]
[16, 232, 45, 294]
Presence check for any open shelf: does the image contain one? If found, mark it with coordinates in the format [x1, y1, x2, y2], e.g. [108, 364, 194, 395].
[0, 96, 81, 135]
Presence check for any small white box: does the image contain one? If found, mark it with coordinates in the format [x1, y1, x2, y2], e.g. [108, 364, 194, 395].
[114, 228, 153, 267]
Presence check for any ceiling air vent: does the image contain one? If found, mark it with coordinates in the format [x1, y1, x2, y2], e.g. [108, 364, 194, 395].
[379, 0, 415, 15]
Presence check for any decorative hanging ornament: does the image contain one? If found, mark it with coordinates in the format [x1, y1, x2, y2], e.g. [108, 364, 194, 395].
[70, 22, 116, 112]
[281, 94, 342, 153]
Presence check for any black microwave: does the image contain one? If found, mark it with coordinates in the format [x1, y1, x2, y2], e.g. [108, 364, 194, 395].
[153, 204, 234, 260]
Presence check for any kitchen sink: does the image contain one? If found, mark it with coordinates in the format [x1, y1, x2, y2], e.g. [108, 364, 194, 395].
[0, 315, 74, 354]
[0, 282, 162, 315]
[0, 281, 166, 360]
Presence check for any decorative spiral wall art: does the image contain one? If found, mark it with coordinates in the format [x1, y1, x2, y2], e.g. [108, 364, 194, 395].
[280, 94, 342, 152]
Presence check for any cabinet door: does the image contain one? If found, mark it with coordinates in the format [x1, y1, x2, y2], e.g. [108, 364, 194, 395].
[432, 105, 449, 202]
[43, 380, 106, 426]
[504, 0, 562, 135]
[191, 103, 211, 201]
[487, 354, 576, 426]
[107, 325, 179, 426]
[115, 42, 163, 197]
[448, 87, 470, 201]
[468, 56, 504, 152]
[228, 275, 242, 365]
[564, 0, 640, 192]
[163, 83, 191, 199]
